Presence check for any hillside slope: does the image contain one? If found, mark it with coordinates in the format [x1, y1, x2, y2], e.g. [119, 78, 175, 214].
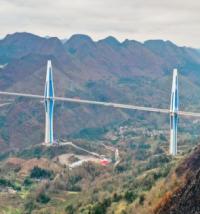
[0, 32, 200, 151]
[155, 145, 200, 214]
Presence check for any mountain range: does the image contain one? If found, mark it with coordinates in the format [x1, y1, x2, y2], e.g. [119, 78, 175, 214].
[1, 32, 200, 151]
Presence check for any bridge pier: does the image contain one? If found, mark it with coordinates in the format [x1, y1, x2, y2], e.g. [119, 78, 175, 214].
[44, 60, 54, 144]
[170, 69, 179, 156]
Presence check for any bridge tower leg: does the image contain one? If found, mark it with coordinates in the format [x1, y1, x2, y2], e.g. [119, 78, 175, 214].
[44, 60, 54, 144]
[170, 69, 179, 155]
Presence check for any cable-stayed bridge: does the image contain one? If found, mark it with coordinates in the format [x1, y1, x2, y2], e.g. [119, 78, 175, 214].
[0, 60, 199, 156]
[0, 91, 200, 117]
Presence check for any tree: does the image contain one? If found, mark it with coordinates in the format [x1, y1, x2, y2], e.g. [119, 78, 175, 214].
[124, 191, 137, 203]
[36, 192, 50, 204]
[30, 166, 53, 179]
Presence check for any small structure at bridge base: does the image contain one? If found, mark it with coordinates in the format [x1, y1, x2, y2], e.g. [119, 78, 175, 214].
[44, 60, 54, 144]
[170, 69, 179, 156]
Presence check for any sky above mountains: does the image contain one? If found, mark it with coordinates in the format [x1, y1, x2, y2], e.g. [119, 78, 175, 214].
[0, 0, 199, 48]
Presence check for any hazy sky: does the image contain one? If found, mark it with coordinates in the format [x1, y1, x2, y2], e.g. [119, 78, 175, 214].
[0, 0, 199, 47]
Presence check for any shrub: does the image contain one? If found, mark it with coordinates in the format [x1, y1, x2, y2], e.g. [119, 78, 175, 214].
[138, 143, 151, 150]
[36, 192, 50, 204]
[124, 191, 137, 203]
[0, 178, 21, 191]
[112, 193, 122, 202]
[65, 204, 75, 214]
[23, 177, 33, 186]
[67, 175, 82, 192]
[90, 198, 112, 214]
[68, 175, 82, 184]
[139, 194, 145, 205]
[141, 174, 155, 191]
[67, 185, 82, 192]
[135, 149, 149, 161]
[30, 166, 54, 179]
[145, 155, 171, 170]
[115, 164, 127, 173]
[24, 200, 36, 214]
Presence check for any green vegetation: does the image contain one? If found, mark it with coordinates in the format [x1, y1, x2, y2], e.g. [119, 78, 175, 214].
[36, 192, 51, 204]
[23, 177, 33, 187]
[0, 116, 6, 128]
[67, 175, 82, 192]
[0, 122, 192, 214]
[73, 127, 108, 140]
[124, 191, 137, 203]
[91, 198, 112, 213]
[65, 204, 76, 214]
[1, 129, 9, 142]
[30, 166, 54, 180]
[24, 200, 36, 214]
[0, 178, 21, 191]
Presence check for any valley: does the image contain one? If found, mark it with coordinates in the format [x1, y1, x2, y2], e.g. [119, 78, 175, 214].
[0, 32, 200, 213]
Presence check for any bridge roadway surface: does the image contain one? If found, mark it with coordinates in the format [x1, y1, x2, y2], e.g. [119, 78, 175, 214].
[0, 91, 200, 117]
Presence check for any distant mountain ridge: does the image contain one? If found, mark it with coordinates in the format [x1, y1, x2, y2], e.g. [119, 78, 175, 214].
[0, 32, 200, 151]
